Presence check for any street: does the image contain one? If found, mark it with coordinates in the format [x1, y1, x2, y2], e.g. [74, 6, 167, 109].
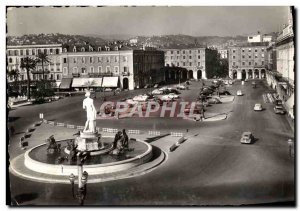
[8, 79, 294, 205]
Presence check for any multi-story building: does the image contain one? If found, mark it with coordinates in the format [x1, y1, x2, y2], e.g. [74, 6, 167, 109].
[60, 45, 165, 90]
[162, 46, 207, 79]
[266, 7, 294, 119]
[228, 42, 268, 80]
[7, 44, 63, 86]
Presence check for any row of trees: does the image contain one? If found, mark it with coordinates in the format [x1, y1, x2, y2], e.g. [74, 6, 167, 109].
[205, 49, 229, 79]
[7, 52, 53, 101]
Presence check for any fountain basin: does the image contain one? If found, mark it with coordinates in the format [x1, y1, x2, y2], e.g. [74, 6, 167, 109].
[24, 138, 153, 176]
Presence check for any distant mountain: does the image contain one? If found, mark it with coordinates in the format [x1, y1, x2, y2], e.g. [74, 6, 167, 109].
[84, 34, 135, 41]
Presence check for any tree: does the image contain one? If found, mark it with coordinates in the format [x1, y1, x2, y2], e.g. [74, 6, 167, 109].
[36, 52, 51, 81]
[20, 57, 37, 99]
[205, 49, 229, 79]
[7, 69, 21, 96]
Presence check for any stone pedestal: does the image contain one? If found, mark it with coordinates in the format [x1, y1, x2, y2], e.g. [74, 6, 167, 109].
[75, 131, 102, 152]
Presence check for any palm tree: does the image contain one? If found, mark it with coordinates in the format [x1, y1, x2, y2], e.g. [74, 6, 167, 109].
[20, 57, 37, 99]
[7, 69, 20, 82]
[36, 52, 51, 81]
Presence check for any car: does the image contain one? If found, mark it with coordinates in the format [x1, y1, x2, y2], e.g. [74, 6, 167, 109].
[133, 95, 149, 102]
[274, 99, 283, 106]
[219, 90, 231, 95]
[161, 93, 179, 101]
[240, 132, 254, 144]
[152, 89, 164, 95]
[237, 90, 243, 96]
[104, 88, 113, 92]
[228, 80, 233, 85]
[168, 88, 181, 94]
[176, 84, 187, 90]
[153, 84, 159, 88]
[274, 105, 286, 114]
[207, 98, 221, 104]
[254, 103, 263, 111]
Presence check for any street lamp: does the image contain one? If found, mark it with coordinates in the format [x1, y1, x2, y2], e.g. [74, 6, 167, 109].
[69, 166, 89, 205]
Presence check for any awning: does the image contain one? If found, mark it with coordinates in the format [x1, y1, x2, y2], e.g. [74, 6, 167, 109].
[72, 78, 85, 87]
[55, 81, 61, 88]
[59, 78, 72, 89]
[102, 77, 119, 88]
[71, 78, 103, 87]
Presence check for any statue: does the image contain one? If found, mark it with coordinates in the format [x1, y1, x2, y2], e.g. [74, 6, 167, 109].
[45, 135, 61, 154]
[83, 91, 97, 133]
[67, 140, 78, 162]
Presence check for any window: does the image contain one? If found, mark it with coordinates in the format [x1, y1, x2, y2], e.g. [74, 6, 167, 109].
[81, 68, 86, 74]
[81, 47, 85, 52]
[9, 58, 12, 63]
[114, 66, 119, 73]
[171, 51, 173, 54]
[233, 62, 236, 66]
[189, 56, 192, 59]
[32, 49, 35, 55]
[82, 57, 85, 63]
[38, 49, 42, 54]
[249, 36, 253, 39]
[50, 74, 53, 80]
[262, 61, 264, 65]
[248, 49, 251, 52]
[115, 56, 118, 62]
[57, 68, 60, 72]
[189, 62, 192, 66]
[123, 56, 127, 62]
[171, 56, 173, 60]
[177, 63, 179, 66]
[183, 50, 185, 54]
[63, 48, 67, 53]
[255, 54, 258, 58]
[261, 54, 264, 58]
[98, 57, 102, 62]
[98, 66, 102, 72]
[106, 57, 110, 62]
[198, 50, 201, 53]
[249, 62, 251, 65]
[233, 56, 236, 59]
[56, 49, 60, 54]
[177, 56, 179, 59]
[198, 62, 201, 66]
[242, 55, 245, 59]
[20, 50, 23, 56]
[232, 50, 236, 53]
[44, 49, 47, 54]
[261, 48, 265, 52]
[255, 62, 257, 66]
[183, 56, 185, 59]
[242, 49, 245, 52]
[98, 47, 102, 51]
[198, 55, 200, 59]
[106, 66, 110, 73]
[14, 50, 18, 56]
[242, 62, 245, 65]
[177, 51, 180, 54]
[73, 58, 77, 63]
[255, 49, 258, 52]
[56, 74, 60, 80]
[51, 68, 54, 72]
[189, 50, 191, 54]
[63, 58, 67, 63]
[90, 57, 93, 63]
[183, 62, 185, 66]
[124, 66, 128, 73]
[249, 55, 251, 59]
[90, 66, 94, 73]
[63, 67, 68, 75]
[50, 49, 53, 54]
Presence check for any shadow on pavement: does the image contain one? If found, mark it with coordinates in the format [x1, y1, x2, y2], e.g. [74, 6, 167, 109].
[8, 117, 20, 122]
[13, 193, 39, 204]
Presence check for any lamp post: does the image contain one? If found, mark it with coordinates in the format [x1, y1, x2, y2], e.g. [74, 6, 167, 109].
[69, 164, 89, 205]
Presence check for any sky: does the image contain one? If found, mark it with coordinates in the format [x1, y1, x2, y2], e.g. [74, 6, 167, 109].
[7, 6, 290, 37]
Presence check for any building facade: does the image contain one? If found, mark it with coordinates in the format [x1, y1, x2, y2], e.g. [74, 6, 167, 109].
[162, 47, 207, 80]
[266, 7, 294, 119]
[7, 44, 63, 86]
[228, 42, 268, 80]
[61, 45, 165, 90]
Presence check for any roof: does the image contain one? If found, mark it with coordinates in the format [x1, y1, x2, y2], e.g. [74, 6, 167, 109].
[62, 44, 138, 52]
[161, 44, 206, 50]
[228, 42, 269, 48]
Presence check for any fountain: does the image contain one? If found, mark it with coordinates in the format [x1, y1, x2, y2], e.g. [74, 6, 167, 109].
[11, 90, 163, 181]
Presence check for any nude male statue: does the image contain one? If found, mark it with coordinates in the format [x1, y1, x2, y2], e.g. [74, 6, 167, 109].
[83, 91, 97, 133]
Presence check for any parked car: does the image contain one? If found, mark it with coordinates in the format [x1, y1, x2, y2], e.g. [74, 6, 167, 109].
[152, 89, 164, 95]
[240, 132, 254, 144]
[176, 84, 187, 90]
[133, 95, 149, 102]
[207, 98, 221, 104]
[274, 99, 283, 106]
[168, 88, 181, 94]
[254, 103, 263, 111]
[237, 90, 243, 96]
[161, 93, 179, 101]
[274, 105, 286, 114]
[219, 90, 231, 95]
[104, 88, 113, 92]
